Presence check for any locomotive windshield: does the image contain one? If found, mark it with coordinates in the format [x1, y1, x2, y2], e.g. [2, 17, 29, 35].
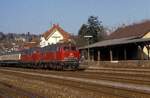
[63, 46, 76, 51]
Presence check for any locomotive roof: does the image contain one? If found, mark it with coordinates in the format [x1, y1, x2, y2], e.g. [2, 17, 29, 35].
[42, 43, 76, 48]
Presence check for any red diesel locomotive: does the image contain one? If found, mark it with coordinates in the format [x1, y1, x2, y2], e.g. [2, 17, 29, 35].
[0, 43, 80, 70]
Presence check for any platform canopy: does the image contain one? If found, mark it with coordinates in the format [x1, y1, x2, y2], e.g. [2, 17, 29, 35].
[79, 37, 150, 49]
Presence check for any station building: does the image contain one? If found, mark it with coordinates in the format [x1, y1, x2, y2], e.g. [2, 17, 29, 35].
[79, 20, 150, 67]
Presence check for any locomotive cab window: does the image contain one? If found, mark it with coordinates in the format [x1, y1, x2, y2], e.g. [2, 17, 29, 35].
[71, 46, 76, 51]
[64, 46, 70, 51]
[63, 46, 76, 51]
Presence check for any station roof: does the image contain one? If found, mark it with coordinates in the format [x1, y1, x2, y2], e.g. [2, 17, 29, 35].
[80, 20, 150, 50]
[106, 20, 150, 40]
[79, 37, 150, 49]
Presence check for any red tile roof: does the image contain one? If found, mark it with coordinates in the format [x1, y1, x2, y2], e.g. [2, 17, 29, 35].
[22, 37, 40, 49]
[107, 20, 150, 40]
[42, 24, 71, 40]
[23, 42, 39, 49]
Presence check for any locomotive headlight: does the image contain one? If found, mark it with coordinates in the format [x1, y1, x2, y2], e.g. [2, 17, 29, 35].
[69, 53, 74, 57]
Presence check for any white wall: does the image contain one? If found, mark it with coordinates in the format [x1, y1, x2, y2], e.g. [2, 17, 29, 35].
[40, 30, 63, 47]
[142, 32, 150, 59]
[47, 30, 63, 44]
[40, 37, 48, 47]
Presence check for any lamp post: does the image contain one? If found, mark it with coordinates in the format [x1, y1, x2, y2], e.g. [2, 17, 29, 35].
[84, 35, 93, 62]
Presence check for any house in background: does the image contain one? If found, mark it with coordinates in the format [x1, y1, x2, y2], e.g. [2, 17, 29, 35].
[23, 37, 40, 49]
[40, 24, 71, 47]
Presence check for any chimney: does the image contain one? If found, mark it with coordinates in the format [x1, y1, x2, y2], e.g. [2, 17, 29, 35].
[53, 24, 59, 27]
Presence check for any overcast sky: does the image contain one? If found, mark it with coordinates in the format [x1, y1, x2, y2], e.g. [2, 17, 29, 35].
[0, 0, 150, 34]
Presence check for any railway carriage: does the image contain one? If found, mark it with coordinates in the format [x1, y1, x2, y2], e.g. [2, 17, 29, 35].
[0, 51, 21, 66]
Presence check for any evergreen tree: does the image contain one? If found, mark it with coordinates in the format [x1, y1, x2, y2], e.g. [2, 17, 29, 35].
[78, 16, 106, 45]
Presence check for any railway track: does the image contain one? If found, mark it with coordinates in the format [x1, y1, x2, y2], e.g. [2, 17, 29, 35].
[3, 67, 150, 85]
[0, 67, 150, 97]
[0, 68, 121, 98]
[0, 80, 44, 98]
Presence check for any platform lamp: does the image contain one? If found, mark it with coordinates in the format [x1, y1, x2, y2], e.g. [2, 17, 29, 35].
[84, 35, 93, 62]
